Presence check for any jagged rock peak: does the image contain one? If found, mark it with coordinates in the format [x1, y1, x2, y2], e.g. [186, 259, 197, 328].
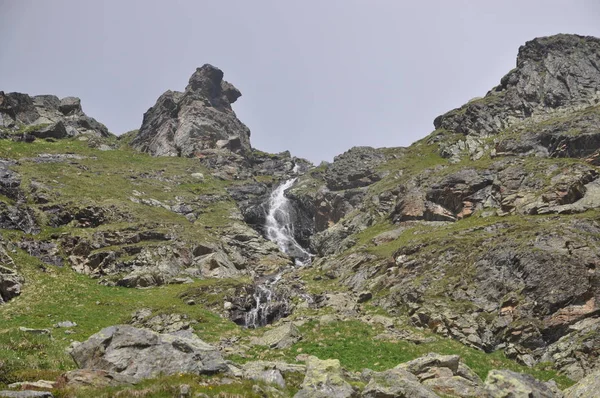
[434, 33, 600, 136]
[516, 34, 600, 67]
[186, 64, 242, 106]
[130, 64, 252, 157]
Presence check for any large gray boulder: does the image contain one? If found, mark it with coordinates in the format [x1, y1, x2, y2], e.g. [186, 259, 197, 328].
[362, 368, 440, 398]
[131, 64, 252, 157]
[294, 356, 357, 398]
[564, 368, 600, 398]
[484, 369, 563, 398]
[70, 325, 227, 381]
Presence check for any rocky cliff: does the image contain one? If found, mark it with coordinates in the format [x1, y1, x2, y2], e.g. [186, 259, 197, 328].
[130, 64, 252, 157]
[0, 34, 599, 397]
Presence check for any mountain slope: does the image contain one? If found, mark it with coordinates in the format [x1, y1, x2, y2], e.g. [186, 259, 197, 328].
[0, 34, 599, 397]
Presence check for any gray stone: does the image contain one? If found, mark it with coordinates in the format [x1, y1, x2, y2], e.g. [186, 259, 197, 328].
[19, 327, 50, 335]
[0, 264, 23, 304]
[58, 369, 136, 388]
[70, 325, 227, 381]
[58, 97, 81, 115]
[362, 368, 440, 398]
[0, 392, 53, 398]
[423, 376, 490, 398]
[294, 356, 357, 398]
[252, 323, 301, 349]
[564, 368, 600, 398]
[396, 353, 461, 377]
[484, 369, 562, 398]
[54, 321, 76, 328]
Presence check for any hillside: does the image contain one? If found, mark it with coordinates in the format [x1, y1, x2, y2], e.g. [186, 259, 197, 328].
[0, 34, 599, 397]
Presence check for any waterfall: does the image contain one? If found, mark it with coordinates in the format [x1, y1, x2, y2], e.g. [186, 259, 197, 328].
[240, 177, 312, 328]
[244, 274, 284, 328]
[264, 178, 311, 266]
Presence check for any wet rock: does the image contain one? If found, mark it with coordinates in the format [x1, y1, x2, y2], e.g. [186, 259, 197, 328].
[294, 356, 357, 398]
[70, 325, 227, 381]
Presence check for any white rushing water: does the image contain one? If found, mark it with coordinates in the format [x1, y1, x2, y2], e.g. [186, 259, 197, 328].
[244, 273, 283, 328]
[264, 178, 311, 265]
[244, 177, 311, 328]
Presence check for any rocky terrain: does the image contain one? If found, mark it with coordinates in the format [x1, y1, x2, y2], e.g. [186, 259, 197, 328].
[1, 34, 600, 397]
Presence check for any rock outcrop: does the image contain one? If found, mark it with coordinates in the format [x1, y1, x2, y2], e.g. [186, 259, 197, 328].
[435, 34, 600, 138]
[131, 64, 252, 157]
[0, 92, 110, 138]
[0, 265, 22, 304]
[70, 325, 227, 381]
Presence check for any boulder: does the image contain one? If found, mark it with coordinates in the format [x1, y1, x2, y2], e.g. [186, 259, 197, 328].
[396, 353, 461, 378]
[58, 369, 136, 388]
[362, 368, 440, 398]
[251, 322, 301, 349]
[484, 370, 562, 398]
[70, 325, 227, 381]
[193, 251, 240, 279]
[0, 392, 53, 398]
[0, 265, 23, 304]
[564, 368, 600, 398]
[0, 91, 109, 137]
[324, 146, 385, 191]
[423, 376, 490, 398]
[294, 356, 357, 398]
[58, 97, 81, 115]
[30, 121, 68, 139]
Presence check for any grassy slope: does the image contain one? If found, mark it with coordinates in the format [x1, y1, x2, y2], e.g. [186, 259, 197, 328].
[0, 136, 578, 396]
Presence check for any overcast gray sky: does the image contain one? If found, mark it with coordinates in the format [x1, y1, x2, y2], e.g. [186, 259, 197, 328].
[1, 1, 600, 163]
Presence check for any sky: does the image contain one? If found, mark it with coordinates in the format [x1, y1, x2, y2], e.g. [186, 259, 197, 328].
[1, 1, 600, 164]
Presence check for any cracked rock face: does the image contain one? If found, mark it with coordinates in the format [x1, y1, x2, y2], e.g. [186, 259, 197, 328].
[434, 34, 600, 138]
[131, 64, 252, 157]
[69, 325, 227, 381]
[0, 91, 110, 137]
